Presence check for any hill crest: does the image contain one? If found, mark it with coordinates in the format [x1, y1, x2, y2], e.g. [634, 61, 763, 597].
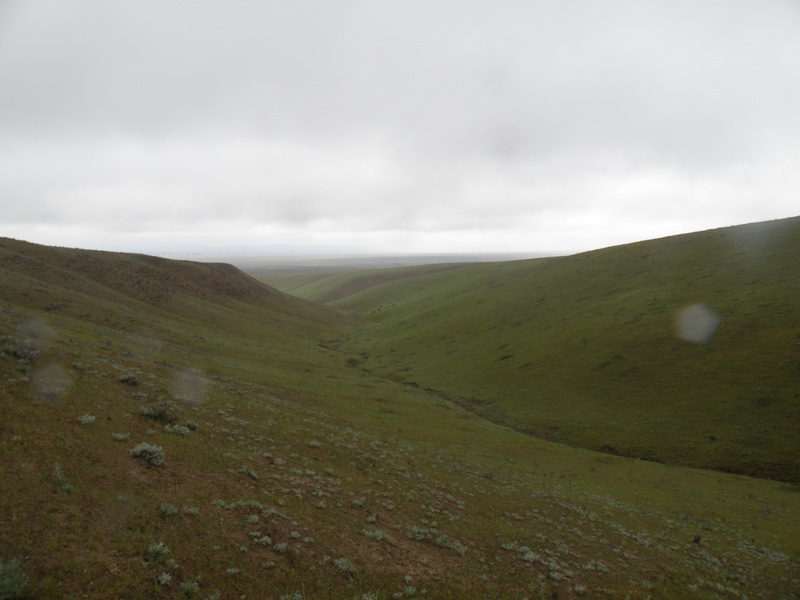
[0, 237, 277, 306]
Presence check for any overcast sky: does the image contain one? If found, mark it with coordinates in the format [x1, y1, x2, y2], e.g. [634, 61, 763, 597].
[1, 1, 798, 256]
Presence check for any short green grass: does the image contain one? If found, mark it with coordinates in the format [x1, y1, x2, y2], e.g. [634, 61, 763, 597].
[1, 233, 799, 598]
[264, 217, 800, 483]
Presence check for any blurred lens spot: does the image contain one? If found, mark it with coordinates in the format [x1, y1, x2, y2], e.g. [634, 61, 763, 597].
[673, 303, 720, 343]
[170, 367, 209, 403]
[31, 362, 71, 402]
[15, 316, 56, 354]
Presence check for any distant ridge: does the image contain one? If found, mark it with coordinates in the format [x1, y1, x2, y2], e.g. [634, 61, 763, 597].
[0, 237, 276, 306]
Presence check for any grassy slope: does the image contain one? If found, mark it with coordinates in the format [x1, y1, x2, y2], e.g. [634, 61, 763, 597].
[267, 218, 800, 483]
[2, 236, 799, 599]
[265, 263, 474, 305]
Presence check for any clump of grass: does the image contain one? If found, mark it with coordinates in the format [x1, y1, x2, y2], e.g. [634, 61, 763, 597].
[160, 503, 179, 517]
[0, 557, 29, 600]
[111, 433, 129, 442]
[130, 442, 165, 466]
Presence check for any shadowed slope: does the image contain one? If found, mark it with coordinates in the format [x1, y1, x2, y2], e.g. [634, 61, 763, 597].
[1, 237, 291, 305]
[0, 237, 349, 333]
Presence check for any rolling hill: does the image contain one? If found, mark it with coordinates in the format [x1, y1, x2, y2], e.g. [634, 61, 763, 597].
[262, 217, 800, 483]
[2, 233, 799, 599]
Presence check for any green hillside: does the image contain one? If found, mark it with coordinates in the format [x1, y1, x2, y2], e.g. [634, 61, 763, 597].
[2, 236, 799, 599]
[268, 263, 474, 305]
[264, 218, 800, 483]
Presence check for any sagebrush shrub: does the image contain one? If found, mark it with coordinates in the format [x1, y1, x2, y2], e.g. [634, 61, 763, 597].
[130, 442, 165, 466]
[139, 401, 180, 424]
[52, 462, 74, 493]
[333, 557, 357, 574]
[120, 373, 140, 386]
[159, 503, 178, 517]
[147, 542, 170, 560]
[164, 424, 190, 436]
[0, 557, 29, 600]
[405, 525, 431, 541]
[362, 529, 387, 541]
[180, 580, 201, 595]
[273, 543, 288, 554]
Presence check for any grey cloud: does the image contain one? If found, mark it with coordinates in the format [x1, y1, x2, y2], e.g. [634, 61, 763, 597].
[1, 0, 798, 253]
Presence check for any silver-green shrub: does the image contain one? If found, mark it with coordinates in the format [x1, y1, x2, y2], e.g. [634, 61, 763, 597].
[147, 542, 170, 560]
[52, 462, 74, 493]
[362, 529, 387, 541]
[164, 424, 191, 436]
[0, 557, 29, 600]
[405, 525, 431, 541]
[139, 401, 179, 424]
[130, 442, 165, 466]
[160, 503, 179, 517]
[334, 557, 357, 574]
[180, 580, 201, 596]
